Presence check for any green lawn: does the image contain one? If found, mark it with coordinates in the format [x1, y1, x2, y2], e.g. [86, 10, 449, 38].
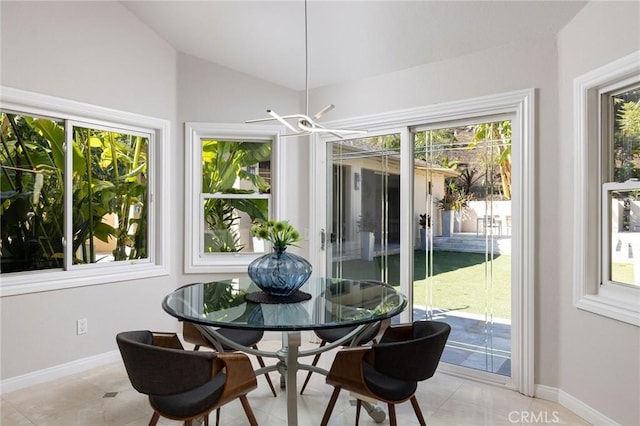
[336, 250, 511, 320]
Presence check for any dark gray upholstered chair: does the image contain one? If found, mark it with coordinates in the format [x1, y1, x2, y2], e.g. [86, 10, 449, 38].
[116, 330, 258, 426]
[320, 321, 451, 426]
[299, 319, 387, 395]
[182, 321, 277, 397]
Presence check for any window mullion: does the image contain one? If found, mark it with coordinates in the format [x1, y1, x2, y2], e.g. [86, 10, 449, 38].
[64, 120, 73, 271]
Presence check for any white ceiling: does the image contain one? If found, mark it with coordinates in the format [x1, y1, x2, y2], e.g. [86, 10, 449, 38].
[122, 1, 587, 91]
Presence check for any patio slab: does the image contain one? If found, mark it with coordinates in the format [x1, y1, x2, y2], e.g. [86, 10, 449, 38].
[410, 306, 512, 377]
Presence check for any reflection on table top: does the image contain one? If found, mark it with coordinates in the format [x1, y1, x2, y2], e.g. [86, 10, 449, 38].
[162, 277, 407, 331]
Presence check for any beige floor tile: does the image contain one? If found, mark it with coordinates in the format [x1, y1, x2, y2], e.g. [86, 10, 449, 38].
[1, 333, 590, 426]
[527, 398, 592, 425]
[1, 399, 35, 425]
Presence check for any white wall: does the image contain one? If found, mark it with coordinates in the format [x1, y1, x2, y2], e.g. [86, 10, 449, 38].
[0, 1, 179, 379]
[0, 1, 175, 119]
[557, 2, 640, 425]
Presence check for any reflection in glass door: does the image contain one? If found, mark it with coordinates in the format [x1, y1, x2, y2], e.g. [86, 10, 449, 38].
[327, 134, 402, 286]
[414, 122, 512, 376]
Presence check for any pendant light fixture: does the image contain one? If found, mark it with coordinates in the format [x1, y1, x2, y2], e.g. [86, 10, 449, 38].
[246, 0, 366, 139]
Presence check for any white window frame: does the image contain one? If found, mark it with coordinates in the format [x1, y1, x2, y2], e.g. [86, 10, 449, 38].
[0, 87, 171, 296]
[573, 51, 640, 326]
[184, 122, 284, 274]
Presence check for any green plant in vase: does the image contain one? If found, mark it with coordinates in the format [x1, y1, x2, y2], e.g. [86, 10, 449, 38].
[250, 219, 301, 251]
[248, 219, 311, 297]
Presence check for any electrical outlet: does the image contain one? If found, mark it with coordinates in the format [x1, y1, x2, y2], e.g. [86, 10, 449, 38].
[77, 318, 88, 335]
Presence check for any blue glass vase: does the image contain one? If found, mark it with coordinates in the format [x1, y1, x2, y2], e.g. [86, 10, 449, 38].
[247, 246, 312, 297]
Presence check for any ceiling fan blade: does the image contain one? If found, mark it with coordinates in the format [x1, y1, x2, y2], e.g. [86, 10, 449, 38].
[245, 117, 276, 124]
[313, 104, 335, 120]
[268, 110, 300, 133]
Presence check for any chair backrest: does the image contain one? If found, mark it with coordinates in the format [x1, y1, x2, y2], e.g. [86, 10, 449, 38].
[372, 321, 451, 382]
[116, 330, 217, 396]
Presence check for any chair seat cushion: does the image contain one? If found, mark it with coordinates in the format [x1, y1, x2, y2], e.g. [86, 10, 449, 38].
[315, 324, 379, 344]
[216, 328, 263, 350]
[362, 362, 417, 402]
[149, 373, 226, 418]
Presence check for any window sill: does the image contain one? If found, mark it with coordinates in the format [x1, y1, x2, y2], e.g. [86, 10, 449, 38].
[574, 292, 640, 327]
[0, 264, 170, 297]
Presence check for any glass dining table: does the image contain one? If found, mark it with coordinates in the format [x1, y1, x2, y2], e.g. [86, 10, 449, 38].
[162, 277, 407, 426]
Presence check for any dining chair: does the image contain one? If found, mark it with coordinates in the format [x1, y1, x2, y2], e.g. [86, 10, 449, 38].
[299, 319, 387, 395]
[182, 321, 277, 397]
[116, 330, 258, 426]
[320, 320, 451, 426]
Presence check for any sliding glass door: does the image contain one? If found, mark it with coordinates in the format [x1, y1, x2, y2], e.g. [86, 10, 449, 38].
[413, 121, 512, 376]
[324, 122, 513, 377]
[326, 134, 401, 285]
[314, 91, 534, 391]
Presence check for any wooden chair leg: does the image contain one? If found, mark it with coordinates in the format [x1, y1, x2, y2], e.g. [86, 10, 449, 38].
[240, 395, 258, 426]
[184, 420, 192, 426]
[355, 399, 362, 426]
[388, 403, 397, 426]
[252, 344, 277, 397]
[410, 395, 427, 426]
[149, 412, 160, 426]
[321, 387, 341, 426]
[300, 340, 327, 394]
[215, 408, 220, 426]
[204, 414, 209, 426]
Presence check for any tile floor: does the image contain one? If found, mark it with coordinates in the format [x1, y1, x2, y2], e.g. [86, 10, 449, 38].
[1, 332, 590, 426]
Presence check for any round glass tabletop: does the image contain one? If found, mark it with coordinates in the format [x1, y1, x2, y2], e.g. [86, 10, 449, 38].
[162, 277, 407, 331]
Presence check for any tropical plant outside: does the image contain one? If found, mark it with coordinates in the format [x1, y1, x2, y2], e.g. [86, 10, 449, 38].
[472, 121, 512, 199]
[1, 112, 149, 273]
[436, 182, 475, 212]
[201, 140, 271, 253]
[612, 87, 640, 182]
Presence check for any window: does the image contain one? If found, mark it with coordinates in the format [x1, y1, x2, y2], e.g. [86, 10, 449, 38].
[573, 51, 640, 326]
[0, 87, 170, 296]
[184, 123, 284, 273]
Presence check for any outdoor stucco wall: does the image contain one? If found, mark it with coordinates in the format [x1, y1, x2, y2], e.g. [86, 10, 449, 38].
[557, 2, 640, 425]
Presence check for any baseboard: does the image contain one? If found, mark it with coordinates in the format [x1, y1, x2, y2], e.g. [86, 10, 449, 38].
[535, 384, 620, 426]
[0, 350, 121, 394]
[534, 384, 559, 401]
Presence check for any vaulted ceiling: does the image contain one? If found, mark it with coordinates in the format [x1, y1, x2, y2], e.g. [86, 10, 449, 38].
[122, 1, 587, 91]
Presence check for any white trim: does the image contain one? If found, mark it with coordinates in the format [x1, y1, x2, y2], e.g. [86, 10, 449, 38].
[0, 87, 171, 297]
[399, 126, 414, 324]
[0, 350, 121, 394]
[183, 122, 286, 274]
[311, 89, 536, 396]
[573, 51, 640, 327]
[307, 133, 325, 277]
[535, 385, 621, 426]
[440, 363, 514, 389]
